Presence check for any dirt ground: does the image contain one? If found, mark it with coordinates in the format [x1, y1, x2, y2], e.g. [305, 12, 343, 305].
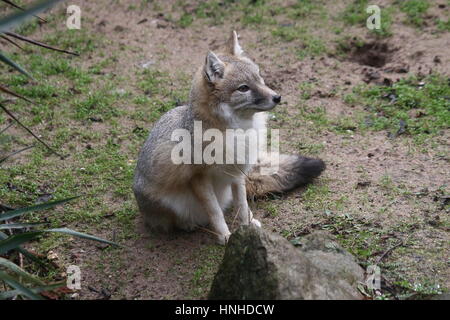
[0, 0, 449, 299]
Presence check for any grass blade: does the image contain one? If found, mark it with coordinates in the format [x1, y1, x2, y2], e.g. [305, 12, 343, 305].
[0, 83, 35, 103]
[46, 227, 120, 247]
[0, 282, 63, 299]
[0, 271, 43, 299]
[0, 145, 34, 164]
[0, 0, 64, 33]
[0, 102, 66, 159]
[0, 0, 47, 23]
[0, 231, 42, 254]
[0, 222, 45, 230]
[0, 257, 45, 285]
[5, 32, 79, 56]
[0, 50, 32, 78]
[0, 196, 79, 221]
[0, 231, 47, 267]
[0, 34, 26, 51]
[0, 122, 13, 134]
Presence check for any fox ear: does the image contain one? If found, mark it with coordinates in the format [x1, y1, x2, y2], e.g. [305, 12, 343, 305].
[226, 30, 243, 56]
[204, 51, 225, 83]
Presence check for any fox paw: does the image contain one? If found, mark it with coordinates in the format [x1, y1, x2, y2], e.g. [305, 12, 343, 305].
[251, 218, 262, 228]
[217, 232, 231, 246]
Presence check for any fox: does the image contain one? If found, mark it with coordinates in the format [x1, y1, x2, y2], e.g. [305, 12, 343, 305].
[133, 31, 325, 244]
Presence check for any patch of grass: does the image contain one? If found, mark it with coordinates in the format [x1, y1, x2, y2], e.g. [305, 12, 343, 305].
[331, 116, 359, 134]
[138, 69, 169, 96]
[296, 142, 325, 156]
[436, 18, 450, 32]
[43, 29, 100, 55]
[298, 81, 316, 100]
[301, 183, 330, 210]
[242, 2, 276, 26]
[189, 245, 224, 298]
[321, 213, 385, 260]
[399, 0, 430, 27]
[345, 74, 450, 138]
[178, 13, 194, 28]
[334, 35, 366, 57]
[273, 26, 327, 59]
[287, 0, 322, 19]
[395, 279, 445, 299]
[73, 87, 121, 120]
[297, 105, 329, 129]
[265, 203, 279, 217]
[272, 26, 306, 42]
[341, 0, 393, 37]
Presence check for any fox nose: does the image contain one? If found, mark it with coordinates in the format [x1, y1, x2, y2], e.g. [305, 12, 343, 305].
[272, 95, 281, 104]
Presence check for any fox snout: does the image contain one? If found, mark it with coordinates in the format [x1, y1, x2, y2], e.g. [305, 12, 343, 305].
[252, 84, 281, 111]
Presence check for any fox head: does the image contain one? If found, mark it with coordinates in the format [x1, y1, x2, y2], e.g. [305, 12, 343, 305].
[191, 31, 281, 122]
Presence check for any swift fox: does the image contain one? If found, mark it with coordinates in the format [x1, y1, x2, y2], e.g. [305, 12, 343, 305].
[133, 31, 325, 244]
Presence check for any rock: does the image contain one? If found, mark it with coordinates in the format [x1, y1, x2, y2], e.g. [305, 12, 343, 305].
[113, 25, 125, 32]
[209, 226, 364, 300]
[431, 293, 450, 300]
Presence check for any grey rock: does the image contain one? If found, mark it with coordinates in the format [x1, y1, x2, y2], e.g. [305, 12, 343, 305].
[430, 293, 450, 300]
[209, 226, 364, 300]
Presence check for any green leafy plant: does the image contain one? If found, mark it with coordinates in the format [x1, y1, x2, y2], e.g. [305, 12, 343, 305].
[0, 0, 77, 159]
[0, 0, 120, 300]
[0, 197, 119, 300]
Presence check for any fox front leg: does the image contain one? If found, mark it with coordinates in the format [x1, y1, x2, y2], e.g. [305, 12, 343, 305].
[191, 176, 231, 245]
[232, 179, 261, 228]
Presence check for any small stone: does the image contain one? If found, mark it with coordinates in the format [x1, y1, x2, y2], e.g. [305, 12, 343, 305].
[156, 20, 169, 29]
[113, 25, 125, 32]
[141, 60, 155, 69]
[209, 226, 364, 300]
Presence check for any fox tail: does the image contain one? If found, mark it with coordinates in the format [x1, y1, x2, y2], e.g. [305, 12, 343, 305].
[246, 153, 326, 199]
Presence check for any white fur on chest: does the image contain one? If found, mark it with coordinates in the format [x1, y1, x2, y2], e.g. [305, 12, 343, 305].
[217, 103, 268, 130]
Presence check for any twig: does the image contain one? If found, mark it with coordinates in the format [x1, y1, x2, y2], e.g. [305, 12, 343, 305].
[0, 103, 65, 159]
[233, 164, 249, 179]
[196, 226, 221, 238]
[0, 145, 35, 163]
[0, 34, 26, 51]
[0, 122, 13, 135]
[223, 170, 239, 179]
[376, 240, 404, 265]
[0, 83, 36, 104]
[19, 252, 23, 269]
[231, 206, 241, 229]
[5, 32, 79, 56]
[1, 0, 47, 22]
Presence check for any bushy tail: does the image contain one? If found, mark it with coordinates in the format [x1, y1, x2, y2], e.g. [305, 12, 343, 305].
[246, 153, 326, 199]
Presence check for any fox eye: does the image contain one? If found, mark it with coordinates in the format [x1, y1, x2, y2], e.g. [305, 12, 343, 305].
[237, 85, 250, 92]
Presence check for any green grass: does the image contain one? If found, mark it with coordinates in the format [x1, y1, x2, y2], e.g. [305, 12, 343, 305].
[436, 18, 450, 32]
[189, 245, 224, 298]
[346, 74, 450, 138]
[0, 31, 166, 241]
[399, 0, 430, 27]
[272, 26, 327, 59]
[341, 0, 394, 37]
